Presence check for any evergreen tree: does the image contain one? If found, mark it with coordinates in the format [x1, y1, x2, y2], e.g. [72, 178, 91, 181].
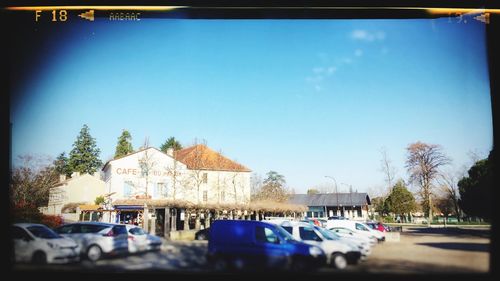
[54, 152, 72, 177]
[114, 130, 134, 158]
[385, 180, 417, 222]
[68, 124, 103, 175]
[160, 136, 183, 153]
[458, 153, 492, 220]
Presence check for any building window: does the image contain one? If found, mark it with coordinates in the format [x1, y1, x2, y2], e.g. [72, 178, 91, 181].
[203, 191, 208, 202]
[158, 182, 167, 197]
[123, 181, 133, 197]
[202, 173, 208, 183]
[357, 208, 362, 218]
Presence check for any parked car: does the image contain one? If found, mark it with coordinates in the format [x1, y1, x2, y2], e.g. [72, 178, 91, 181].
[278, 221, 361, 269]
[125, 225, 162, 253]
[207, 219, 326, 272]
[365, 222, 387, 233]
[54, 222, 129, 261]
[328, 226, 377, 246]
[326, 220, 385, 242]
[300, 218, 323, 227]
[314, 226, 372, 260]
[327, 216, 348, 220]
[12, 223, 80, 264]
[195, 227, 210, 240]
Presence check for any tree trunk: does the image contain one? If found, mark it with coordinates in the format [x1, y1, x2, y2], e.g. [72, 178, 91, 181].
[183, 209, 190, 230]
[195, 210, 201, 230]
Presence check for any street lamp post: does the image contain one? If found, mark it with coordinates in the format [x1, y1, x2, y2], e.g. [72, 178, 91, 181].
[325, 176, 339, 216]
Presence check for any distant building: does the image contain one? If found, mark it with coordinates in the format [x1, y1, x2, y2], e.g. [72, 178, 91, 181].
[42, 172, 106, 222]
[288, 193, 371, 220]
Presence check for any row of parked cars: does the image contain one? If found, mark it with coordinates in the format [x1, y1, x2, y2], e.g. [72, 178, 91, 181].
[205, 217, 389, 271]
[12, 222, 163, 264]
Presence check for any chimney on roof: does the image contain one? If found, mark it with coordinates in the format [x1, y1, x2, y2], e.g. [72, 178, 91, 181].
[59, 174, 66, 183]
[166, 148, 174, 157]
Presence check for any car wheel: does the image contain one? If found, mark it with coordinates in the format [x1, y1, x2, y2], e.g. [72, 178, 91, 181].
[32, 251, 47, 265]
[331, 253, 347, 269]
[213, 257, 228, 271]
[86, 245, 103, 262]
[291, 258, 309, 272]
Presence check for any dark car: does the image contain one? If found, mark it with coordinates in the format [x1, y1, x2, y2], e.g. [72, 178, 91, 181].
[195, 227, 210, 240]
[207, 220, 326, 272]
[327, 216, 348, 220]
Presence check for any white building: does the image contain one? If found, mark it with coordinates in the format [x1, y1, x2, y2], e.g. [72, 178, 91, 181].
[102, 145, 252, 205]
[42, 172, 106, 222]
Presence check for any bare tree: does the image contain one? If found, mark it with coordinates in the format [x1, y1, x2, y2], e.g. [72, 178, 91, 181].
[187, 140, 209, 204]
[138, 148, 156, 197]
[406, 142, 450, 226]
[379, 147, 397, 194]
[214, 150, 227, 204]
[250, 173, 263, 200]
[11, 155, 58, 207]
[437, 170, 462, 222]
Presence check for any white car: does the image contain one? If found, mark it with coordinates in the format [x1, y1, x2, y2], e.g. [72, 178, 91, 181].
[125, 225, 162, 253]
[55, 222, 129, 261]
[279, 221, 361, 269]
[314, 226, 372, 259]
[326, 220, 385, 242]
[12, 223, 80, 264]
[328, 226, 377, 246]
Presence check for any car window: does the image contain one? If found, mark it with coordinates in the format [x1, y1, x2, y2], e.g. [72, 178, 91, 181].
[315, 226, 339, 240]
[282, 226, 293, 235]
[80, 224, 109, 233]
[355, 223, 369, 231]
[299, 226, 322, 241]
[27, 225, 60, 239]
[56, 224, 79, 234]
[129, 227, 146, 235]
[113, 225, 128, 235]
[255, 226, 279, 244]
[12, 226, 31, 240]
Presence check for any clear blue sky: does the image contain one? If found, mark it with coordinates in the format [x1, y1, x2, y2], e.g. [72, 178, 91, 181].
[10, 17, 492, 194]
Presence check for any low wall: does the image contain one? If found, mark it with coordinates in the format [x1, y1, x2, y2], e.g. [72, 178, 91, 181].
[62, 213, 79, 223]
[169, 230, 198, 241]
[385, 232, 400, 242]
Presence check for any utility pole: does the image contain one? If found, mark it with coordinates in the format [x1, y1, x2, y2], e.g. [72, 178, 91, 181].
[325, 176, 339, 216]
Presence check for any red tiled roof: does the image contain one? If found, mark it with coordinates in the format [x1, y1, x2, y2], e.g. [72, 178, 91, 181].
[174, 144, 251, 172]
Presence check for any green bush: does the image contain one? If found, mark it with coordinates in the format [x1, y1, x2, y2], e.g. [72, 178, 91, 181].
[382, 216, 395, 223]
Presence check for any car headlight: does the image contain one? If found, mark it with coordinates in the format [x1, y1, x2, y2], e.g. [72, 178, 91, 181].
[47, 242, 59, 249]
[309, 246, 323, 257]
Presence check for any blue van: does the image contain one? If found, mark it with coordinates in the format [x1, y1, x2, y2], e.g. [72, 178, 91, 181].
[207, 220, 326, 271]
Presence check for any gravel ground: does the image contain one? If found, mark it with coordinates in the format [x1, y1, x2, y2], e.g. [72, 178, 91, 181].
[337, 227, 490, 274]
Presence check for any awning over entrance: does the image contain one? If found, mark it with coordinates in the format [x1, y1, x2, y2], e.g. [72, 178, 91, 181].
[114, 205, 144, 210]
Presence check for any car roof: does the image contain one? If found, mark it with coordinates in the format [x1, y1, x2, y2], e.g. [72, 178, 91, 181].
[62, 221, 123, 227]
[13, 223, 46, 228]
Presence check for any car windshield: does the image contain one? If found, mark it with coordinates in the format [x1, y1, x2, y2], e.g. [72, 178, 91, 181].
[129, 227, 146, 235]
[315, 226, 340, 240]
[275, 225, 296, 241]
[27, 225, 61, 239]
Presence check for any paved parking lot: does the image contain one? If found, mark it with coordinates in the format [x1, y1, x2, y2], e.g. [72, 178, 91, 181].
[12, 227, 490, 274]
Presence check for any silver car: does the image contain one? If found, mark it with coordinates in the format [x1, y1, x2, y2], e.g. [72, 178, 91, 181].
[125, 225, 162, 253]
[55, 222, 129, 261]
